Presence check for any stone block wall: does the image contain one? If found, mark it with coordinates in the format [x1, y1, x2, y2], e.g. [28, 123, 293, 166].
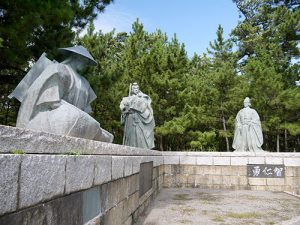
[1, 125, 300, 225]
[0, 154, 163, 225]
[0, 125, 164, 225]
[162, 152, 300, 195]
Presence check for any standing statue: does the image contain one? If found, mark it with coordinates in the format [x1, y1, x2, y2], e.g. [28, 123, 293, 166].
[232, 97, 264, 152]
[9, 46, 113, 142]
[120, 83, 155, 149]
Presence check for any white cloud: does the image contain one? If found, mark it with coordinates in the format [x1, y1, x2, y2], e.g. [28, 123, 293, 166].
[94, 7, 136, 34]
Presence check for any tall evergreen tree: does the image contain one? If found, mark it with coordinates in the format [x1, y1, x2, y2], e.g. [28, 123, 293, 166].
[0, 0, 114, 126]
[232, 0, 300, 151]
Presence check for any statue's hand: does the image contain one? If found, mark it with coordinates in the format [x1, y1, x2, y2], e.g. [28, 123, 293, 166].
[122, 106, 130, 114]
[50, 101, 61, 110]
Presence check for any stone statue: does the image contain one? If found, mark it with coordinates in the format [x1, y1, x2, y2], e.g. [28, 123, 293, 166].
[120, 83, 155, 149]
[9, 46, 113, 142]
[232, 97, 264, 152]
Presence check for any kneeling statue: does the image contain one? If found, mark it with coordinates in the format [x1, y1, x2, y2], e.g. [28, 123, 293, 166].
[9, 46, 113, 142]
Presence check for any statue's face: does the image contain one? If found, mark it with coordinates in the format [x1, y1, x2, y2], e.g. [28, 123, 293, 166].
[244, 101, 250, 107]
[131, 86, 140, 95]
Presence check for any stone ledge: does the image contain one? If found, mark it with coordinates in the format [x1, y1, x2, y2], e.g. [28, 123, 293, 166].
[0, 125, 162, 156]
[0, 155, 22, 216]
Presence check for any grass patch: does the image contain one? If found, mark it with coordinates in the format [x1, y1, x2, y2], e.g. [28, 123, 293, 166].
[173, 194, 192, 201]
[212, 216, 225, 222]
[145, 222, 158, 225]
[12, 149, 25, 154]
[181, 206, 196, 215]
[65, 150, 82, 155]
[178, 219, 192, 224]
[197, 192, 219, 201]
[226, 212, 262, 219]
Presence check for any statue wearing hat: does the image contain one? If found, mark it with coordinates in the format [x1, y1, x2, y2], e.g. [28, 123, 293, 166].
[232, 97, 264, 152]
[120, 83, 155, 149]
[9, 46, 113, 142]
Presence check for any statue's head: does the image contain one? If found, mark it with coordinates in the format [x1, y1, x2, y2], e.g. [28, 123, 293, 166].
[244, 97, 251, 107]
[131, 82, 140, 95]
[59, 45, 97, 71]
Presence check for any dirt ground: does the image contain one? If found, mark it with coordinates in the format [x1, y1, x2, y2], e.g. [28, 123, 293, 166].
[135, 188, 300, 225]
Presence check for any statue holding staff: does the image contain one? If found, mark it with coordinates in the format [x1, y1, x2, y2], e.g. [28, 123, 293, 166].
[120, 83, 155, 149]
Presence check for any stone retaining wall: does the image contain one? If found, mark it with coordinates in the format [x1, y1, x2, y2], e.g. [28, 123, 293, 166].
[0, 125, 163, 225]
[163, 152, 300, 194]
[0, 125, 299, 225]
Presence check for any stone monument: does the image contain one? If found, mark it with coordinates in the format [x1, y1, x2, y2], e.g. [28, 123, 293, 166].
[120, 83, 155, 149]
[9, 46, 113, 142]
[232, 97, 264, 152]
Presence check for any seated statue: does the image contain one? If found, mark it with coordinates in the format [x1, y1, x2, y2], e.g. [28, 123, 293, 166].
[9, 46, 113, 142]
[232, 97, 264, 152]
[120, 83, 155, 149]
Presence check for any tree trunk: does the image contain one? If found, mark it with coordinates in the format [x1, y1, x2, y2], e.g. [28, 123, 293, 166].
[222, 115, 230, 152]
[159, 136, 164, 151]
[284, 129, 288, 152]
[276, 133, 280, 153]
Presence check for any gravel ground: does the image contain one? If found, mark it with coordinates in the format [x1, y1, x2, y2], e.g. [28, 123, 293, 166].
[135, 188, 300, 225]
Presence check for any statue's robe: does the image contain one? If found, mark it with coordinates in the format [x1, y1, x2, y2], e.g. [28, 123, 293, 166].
[120, 92, 155, 149]
[9, 53, 113, 142]
[232, 107, 263, 152]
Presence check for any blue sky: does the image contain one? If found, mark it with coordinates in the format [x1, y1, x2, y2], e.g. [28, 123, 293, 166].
[94, 0, 240, 57]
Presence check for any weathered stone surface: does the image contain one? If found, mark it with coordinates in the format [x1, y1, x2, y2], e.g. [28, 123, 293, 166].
[196, 157, 213, 165]
[132, 156, 142, 174]
[124, 157, 133, 177]
[112, 156, 124, 180]
[0, 125, 162, 156]
[248, 157, 265, 164]
[128, 174, 139, 196]
[94, 156, 112, 185]
[103, 201, 123, 225]
[265, 157, 283, 164]
[65, 156, 94, 194]
[139, 162, 153, 197]
[153, 156, 163, 167]
[99, 183, 109, 212]
[123, 215, 132, 225]
[19, 155, 66, 209]
[107, 179, 128, 210]
[0, 191, 83, 225]
[163, 156, 179, 165]
[248, 177, 266, 186]
[84, 215, 101, 225]
[266, 178, 285, 186]
[213, 157, 231, 165]
[180, 156, 196, 165]
[82, 187, 101, 224]
[0, 155, 21, 216]
[284, 157, 300, 166]
[231, 157, 248, 165]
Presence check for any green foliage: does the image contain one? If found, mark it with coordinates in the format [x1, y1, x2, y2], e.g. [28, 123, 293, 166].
[12, 149, 25, 154]
[1, 1, 299, 152]
[0, 0, 113, 128]
[65, 150, 82, 156]
[189, 131, 217, 151]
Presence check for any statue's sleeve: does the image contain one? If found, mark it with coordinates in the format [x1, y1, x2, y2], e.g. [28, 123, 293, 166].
[35, 64, 72, 108]
[232, 110, 242, 150]
[250, 110, 263, 146]
[15, 63, 72, 127]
